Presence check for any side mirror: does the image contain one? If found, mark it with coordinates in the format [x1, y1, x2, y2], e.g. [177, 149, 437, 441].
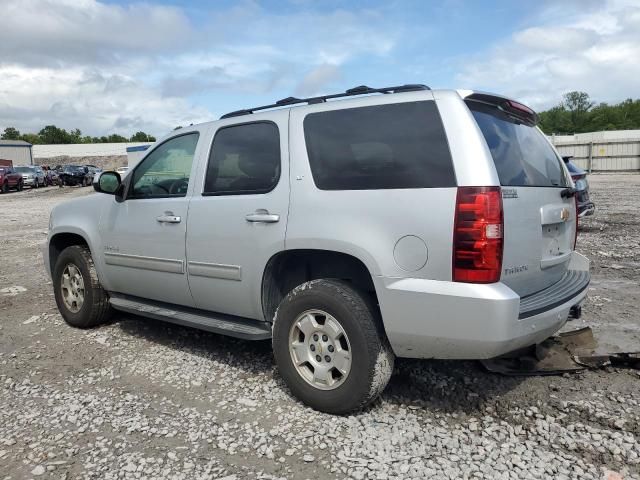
[94, 171, 122, 195]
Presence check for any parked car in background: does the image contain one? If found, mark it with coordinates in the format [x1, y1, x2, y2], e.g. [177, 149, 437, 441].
[43, 166, 60, 186]
[563, 156, 595, 217]
[115, 166, 129, 176]
[0, 166, 24, 193]
[15, 166, 45, 188]
[86, 166, 103, 181]
[58, 165, 93, 187]
[35, 166, 46, 185]
[45, 84, 590, 414]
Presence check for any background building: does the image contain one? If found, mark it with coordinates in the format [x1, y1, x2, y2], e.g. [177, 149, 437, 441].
[0, 140, 33, 165]
[550, 130, 640, 171]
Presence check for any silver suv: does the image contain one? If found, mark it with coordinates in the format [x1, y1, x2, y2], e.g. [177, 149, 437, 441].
[45, 85, 589, 414]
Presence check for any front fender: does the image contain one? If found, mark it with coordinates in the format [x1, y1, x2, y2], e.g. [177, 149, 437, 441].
[47, 194, 110, 288]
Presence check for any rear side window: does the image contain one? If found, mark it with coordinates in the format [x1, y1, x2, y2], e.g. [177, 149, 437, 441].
[467, 101, 568, 187]
[204, 122, 280, 195]
[303, 101, 455, 190]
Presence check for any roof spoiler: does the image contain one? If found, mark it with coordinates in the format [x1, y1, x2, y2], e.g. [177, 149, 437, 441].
[465, 92, 539, 125]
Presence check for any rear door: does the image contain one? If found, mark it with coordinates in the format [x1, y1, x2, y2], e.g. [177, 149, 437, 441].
[466, 97, 576, 297]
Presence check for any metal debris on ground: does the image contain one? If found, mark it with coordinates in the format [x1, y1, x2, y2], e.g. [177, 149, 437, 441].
[482, 327, 640, 375]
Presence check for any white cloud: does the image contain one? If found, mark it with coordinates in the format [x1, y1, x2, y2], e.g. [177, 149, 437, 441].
[0, 0, 192, 67]
[0, 66, 211, 136]
[456, 0, 640, 109]
[295, 64, 343, 96]
[0, 0, 399, 136]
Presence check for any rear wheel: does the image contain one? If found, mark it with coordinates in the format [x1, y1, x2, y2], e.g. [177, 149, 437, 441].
[17, 180, 23, 191]
[53, 245, 112, 328]
[272, 279, 394, 414]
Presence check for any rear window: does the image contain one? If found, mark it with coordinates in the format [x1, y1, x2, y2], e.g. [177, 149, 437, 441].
[303, 101, 455, 190]
[467, 101, 568, 187]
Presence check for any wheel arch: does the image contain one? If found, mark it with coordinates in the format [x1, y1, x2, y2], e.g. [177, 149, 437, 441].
[261, 249, 380, 325]
[48, 231, 93, 277]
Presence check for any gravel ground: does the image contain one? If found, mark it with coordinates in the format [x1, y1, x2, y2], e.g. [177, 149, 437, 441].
[1, 176, 639, 480]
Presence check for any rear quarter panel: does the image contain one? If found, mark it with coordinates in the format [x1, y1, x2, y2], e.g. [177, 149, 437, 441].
[287, 92, 457, 281]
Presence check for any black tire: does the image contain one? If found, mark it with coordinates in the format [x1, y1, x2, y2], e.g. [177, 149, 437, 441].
[272, 279, 394, 414]
[32, 180, 38, 189]
[1, 182, 7, 194]
[53, 245, 112, 328]
[17, 180, 23, 191]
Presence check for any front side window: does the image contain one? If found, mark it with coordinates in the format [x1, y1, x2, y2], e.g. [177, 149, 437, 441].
[303, 101, 455, 190]
[131, 133, 199, 198]
[204, 122, 280, 195]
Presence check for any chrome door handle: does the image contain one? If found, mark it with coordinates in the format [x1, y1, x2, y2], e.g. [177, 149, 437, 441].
[245, 210, 280, 223]
[156, 214, 181, 224]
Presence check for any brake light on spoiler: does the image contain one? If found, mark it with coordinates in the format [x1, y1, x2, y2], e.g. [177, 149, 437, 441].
[453, 187, 504, 283]
[502, 100, 538, 124]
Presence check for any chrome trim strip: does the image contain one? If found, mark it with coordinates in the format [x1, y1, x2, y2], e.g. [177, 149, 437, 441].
[104, 252, 184, 274]
[187, 261, 242, 281]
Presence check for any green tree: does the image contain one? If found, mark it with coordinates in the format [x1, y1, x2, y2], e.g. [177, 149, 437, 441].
[538, 93, 640, 134]
[20, 133, 41, 144]
[107, 134, 128, 143]
[130, 131, 152, 142]
[69, 128, 82, 143]
[562, 91, 594, 133]
[1, 127, 21, 140]
[539, 106, 572, 134]
[38, 125, 71, 144]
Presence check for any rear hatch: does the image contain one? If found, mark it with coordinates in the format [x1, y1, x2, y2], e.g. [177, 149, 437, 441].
[466, 94, 576, 297]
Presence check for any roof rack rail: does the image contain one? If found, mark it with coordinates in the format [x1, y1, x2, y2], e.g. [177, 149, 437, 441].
[220, 83, 430, 119]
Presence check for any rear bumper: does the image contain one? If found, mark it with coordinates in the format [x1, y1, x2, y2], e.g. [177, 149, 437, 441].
[375, 252, 590, 359]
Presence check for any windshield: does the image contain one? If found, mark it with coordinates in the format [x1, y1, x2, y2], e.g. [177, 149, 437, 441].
[15, 167, 34, 173]
[467, 101, 568, 187]
[64, 166, 84, 172]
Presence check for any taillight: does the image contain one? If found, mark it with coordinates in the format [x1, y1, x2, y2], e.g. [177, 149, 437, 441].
[453, 186, 503, 283]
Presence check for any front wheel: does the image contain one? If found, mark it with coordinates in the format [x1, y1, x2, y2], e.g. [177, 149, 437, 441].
[1, 182, 7, 194]
[17, 180, 23, 191]
[53, 245, 112, 328]
[272, 279, 394, 414]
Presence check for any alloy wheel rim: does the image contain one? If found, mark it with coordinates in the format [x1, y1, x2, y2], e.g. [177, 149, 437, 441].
[61, 263, 85, 313]
[288, 309, 352, 391]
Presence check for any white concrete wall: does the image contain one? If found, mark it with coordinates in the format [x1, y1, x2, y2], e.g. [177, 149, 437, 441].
[0, 146, 32, 164]
[33, 142, 152, 158]
[127, 150, 149, 168]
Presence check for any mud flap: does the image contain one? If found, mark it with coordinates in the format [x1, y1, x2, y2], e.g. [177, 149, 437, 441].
[481, 327, 640, 375]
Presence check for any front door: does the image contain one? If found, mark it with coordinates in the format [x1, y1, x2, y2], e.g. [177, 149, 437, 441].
[186, 111, 289, 320]
[99, 130, 204, 307]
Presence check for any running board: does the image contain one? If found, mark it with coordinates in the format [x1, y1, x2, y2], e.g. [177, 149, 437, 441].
[109, 294, 272, 340]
